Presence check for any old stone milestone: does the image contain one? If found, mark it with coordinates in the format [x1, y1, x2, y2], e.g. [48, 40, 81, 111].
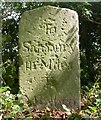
[19, 6, 80, 109]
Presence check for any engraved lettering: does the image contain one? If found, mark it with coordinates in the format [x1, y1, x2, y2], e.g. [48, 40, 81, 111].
[22, 40, 69, 54]
[23, 41, 31, 52]
[24, 58, 68, 71]
[25, 61, 31, 71]
[45, 23, 56, 35]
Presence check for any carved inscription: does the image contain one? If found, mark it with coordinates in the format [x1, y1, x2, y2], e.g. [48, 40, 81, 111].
[19, 6, 80, 110]
[34, 97, 78, 108]
[45, 23, 56, 35]
[24, 59, 67, 71]
[22, 40, 68, 54]
[44, 18, 56, 35]
[22, 39, 69, 71]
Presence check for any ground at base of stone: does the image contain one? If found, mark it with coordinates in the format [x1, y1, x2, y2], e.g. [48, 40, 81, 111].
[2, 107, 100, 120]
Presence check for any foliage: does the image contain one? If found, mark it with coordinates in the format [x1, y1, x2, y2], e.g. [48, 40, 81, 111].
[55, 2, 101, 86]
[1, 2, 101, 119]
[1, 2, 101, 92]
[0, 86, 27, 119]
[81, 81, 101, 118]
[0, 84, 100, 119]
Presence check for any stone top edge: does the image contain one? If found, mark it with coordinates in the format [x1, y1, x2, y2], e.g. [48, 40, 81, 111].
[22, 5, 78, 16]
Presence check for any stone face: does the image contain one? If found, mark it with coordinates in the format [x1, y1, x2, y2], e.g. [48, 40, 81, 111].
[19, 6, 80, 109]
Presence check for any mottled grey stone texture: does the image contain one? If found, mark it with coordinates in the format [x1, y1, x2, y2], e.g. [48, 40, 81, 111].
[19, 6, 80, 109]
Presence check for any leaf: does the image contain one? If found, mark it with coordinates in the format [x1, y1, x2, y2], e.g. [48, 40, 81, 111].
[0, 114, 3, 120]
[85, 109, 91, 114]
[88, 106, 97, 112]
[62, 104, 71, 115]
[91, 107, 97, 112]
[0, 87, 10, 93]
[42, 113, 50, 119]
[5, 102, 12, 108]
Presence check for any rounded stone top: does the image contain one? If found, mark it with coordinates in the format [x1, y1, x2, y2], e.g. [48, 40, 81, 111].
[22, 5, 78, 18]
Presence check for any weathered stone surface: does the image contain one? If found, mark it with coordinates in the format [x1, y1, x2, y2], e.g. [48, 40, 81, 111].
[19, 6, 80, 109]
